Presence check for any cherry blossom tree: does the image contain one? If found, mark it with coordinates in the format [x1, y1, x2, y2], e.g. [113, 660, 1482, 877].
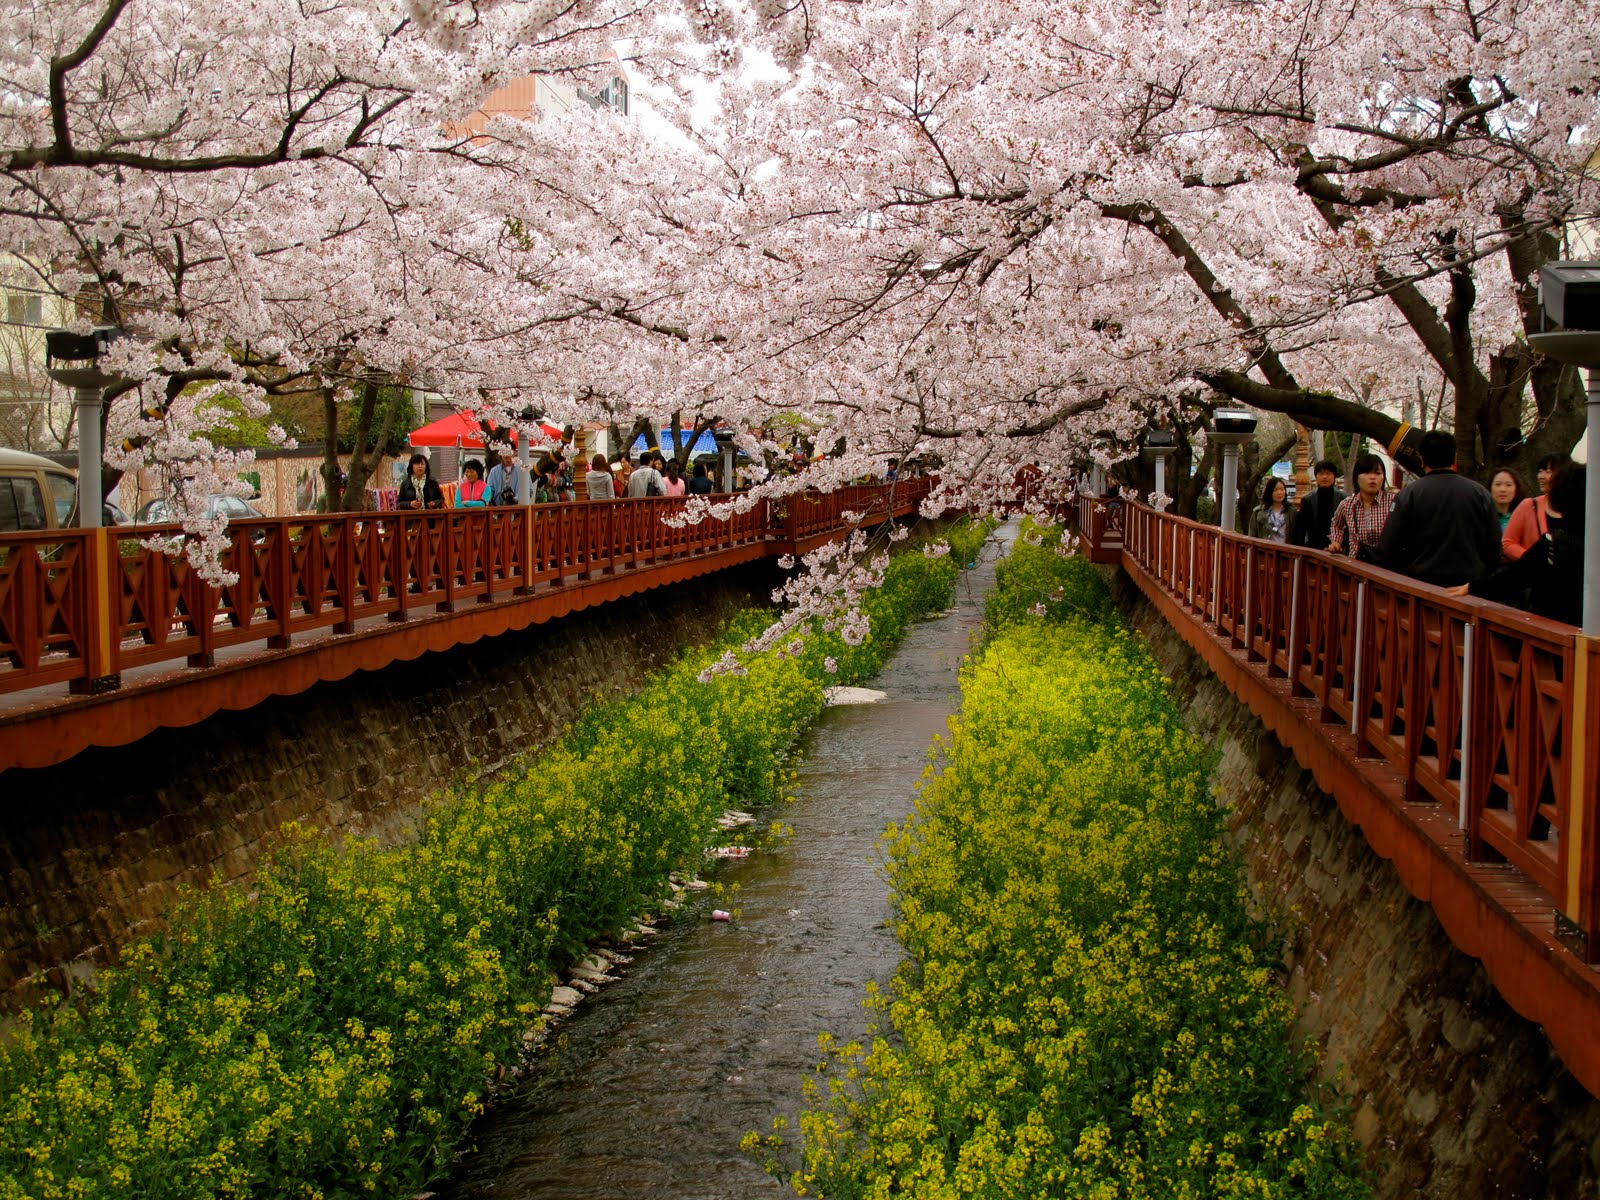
[5, 0, 1596, 599]
[0, 0, 753, 564]
[676, 0, 1599, 520]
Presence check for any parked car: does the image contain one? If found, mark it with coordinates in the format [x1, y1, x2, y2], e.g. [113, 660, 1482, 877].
[136, 494, 264, 524]
[1, 448, 142, 533]
[0, 448, 78, 532]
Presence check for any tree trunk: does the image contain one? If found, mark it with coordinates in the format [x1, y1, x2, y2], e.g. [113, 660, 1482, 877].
[333, 379, 395, 511]
[665, 411, 717, 469]
[319, 387, 344, 512]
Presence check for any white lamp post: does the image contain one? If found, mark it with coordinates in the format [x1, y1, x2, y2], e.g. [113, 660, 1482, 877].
[1528, 260, 1600, 954]
[45, 326, 124, 528]
[1146, 428, 1177, 499]
[1527, 261, 1600, 638]
[1211, 408, 1259, 532]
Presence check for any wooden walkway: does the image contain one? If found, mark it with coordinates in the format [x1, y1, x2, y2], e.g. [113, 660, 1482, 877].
[1075, 495, 1600, 1099]
[0, 481, 931, 773]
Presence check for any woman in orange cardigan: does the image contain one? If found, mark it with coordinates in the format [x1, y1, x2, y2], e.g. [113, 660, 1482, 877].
[1503, 454, 1570, 561]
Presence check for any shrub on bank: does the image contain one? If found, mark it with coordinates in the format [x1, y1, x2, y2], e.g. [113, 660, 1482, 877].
[786, 534, 1371, 1199]
[0, 529, 965, 1200]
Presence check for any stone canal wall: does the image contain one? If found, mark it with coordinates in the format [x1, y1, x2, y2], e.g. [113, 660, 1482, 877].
[1108, 570, 1600, 1200]
[0, 561, 778, 1004]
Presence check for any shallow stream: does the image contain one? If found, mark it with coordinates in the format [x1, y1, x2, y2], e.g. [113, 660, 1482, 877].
[436, 526, 1008, 1199]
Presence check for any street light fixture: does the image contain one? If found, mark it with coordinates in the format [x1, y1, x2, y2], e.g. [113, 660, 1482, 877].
[1528, 260, 1600, 638]
[514, 405, 539, 504]
[45, 326, 125, 529]
[1210, 408, 1258, 532]
[1145, 428, 1177, 500]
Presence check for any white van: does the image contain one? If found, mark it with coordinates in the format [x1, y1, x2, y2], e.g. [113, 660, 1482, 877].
[0, 447, 78, 533]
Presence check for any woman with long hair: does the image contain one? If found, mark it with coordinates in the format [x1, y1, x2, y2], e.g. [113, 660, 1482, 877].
[662, 458, 688, 498]
[1247, 476, 1291, 542]
[586, 453, 615, 499]
[397, 453, 443, 511]
[1503, 453, 1570, 561]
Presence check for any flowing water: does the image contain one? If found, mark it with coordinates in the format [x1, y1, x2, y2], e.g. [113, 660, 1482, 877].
[436, 526, 1009, 1200]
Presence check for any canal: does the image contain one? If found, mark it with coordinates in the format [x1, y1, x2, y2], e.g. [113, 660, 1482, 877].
[436, 525, 1007, 1199]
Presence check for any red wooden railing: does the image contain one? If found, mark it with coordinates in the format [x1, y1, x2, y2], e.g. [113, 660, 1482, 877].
[774, 483, 905, 542]
[1093, 495, 1600, 960]
[0, 480, 932, 700]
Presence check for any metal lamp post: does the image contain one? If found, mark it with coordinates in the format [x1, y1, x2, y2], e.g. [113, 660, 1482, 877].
[43, 325, 125, 695]
[45, 326, 124, 528]
[515, 406, 537, 504]
[1146, 428, 1177, 500]
[1211, 408, 1259, 532]
[714, 428, 737, 492]
[1528, 261, 1600, 638]
[1528, 260, 1600, 953]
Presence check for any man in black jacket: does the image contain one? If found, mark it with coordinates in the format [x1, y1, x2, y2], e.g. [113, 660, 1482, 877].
[1375, 431, 1501, 587]
[1290, 460, 1346, 550]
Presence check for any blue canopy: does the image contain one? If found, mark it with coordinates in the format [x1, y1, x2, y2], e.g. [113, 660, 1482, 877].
[630, 428, 721, 458]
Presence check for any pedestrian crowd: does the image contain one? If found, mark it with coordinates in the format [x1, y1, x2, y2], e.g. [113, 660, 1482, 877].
[1244, 432, 1585, 627]
[436, 445, 729, 507]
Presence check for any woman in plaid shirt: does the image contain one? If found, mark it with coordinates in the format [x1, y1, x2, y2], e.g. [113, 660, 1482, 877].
[1327, 453, 1393, 561]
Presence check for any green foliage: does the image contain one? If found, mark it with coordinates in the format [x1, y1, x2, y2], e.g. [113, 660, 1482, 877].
[940, 515, 995, 573]
[787, 536, 1372, 1200]
[197, 394, 281, 449]
[0, 547, 958, 1200]
[985, 518, 1114, 633]
[336, 387, 419, 458]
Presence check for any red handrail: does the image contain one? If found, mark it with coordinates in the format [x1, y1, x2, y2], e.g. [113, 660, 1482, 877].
[1101, 500, 1596, 954]
[0, 480, 932, 699]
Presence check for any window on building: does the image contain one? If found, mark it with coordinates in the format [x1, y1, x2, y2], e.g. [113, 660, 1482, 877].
[5, 293, 43, 325]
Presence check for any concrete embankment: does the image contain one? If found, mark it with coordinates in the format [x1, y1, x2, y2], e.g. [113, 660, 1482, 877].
[0, 560, 780, 1003]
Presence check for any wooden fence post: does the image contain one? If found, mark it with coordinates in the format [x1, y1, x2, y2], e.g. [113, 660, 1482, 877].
[1561, 634, 1600, 960]
[68, 528, 121, 694]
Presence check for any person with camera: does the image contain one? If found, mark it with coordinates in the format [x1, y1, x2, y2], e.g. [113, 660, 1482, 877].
[486, 447, 529, 505]
[1326, 453, 1392, 562]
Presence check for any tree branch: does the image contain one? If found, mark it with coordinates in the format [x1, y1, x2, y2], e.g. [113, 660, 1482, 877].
[1198, 369, 1403, 446]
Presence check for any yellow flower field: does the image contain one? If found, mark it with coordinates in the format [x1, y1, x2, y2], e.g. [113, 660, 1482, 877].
[0, 523, 982, 1200]
[782, 525, 1370, 1199]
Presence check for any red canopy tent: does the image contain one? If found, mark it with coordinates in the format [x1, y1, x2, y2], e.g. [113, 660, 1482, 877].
[407, 412, 564, 448]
